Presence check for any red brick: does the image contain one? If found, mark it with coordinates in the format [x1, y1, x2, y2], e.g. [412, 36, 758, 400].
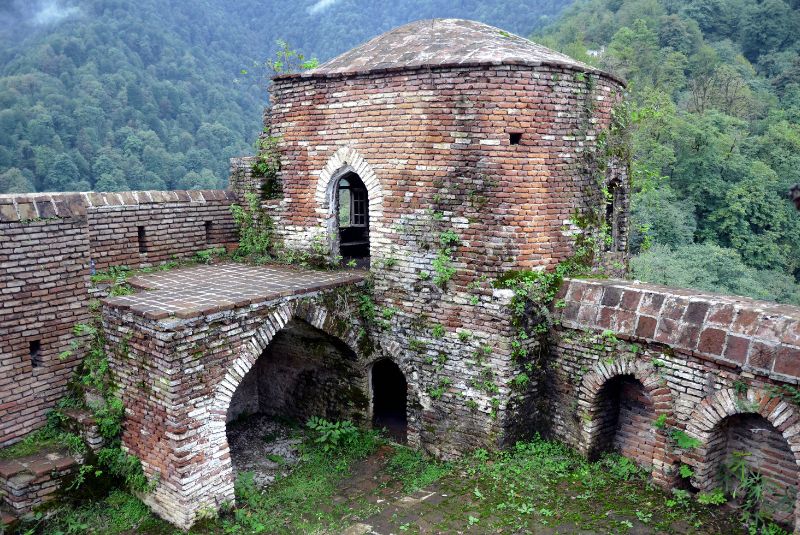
[698, 328, 726, 355]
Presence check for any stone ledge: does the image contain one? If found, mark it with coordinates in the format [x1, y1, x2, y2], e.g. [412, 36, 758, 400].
[0, 448, 79, 515]
[103, 263, 366, 322]
[555, 278, 800, 382]
[0, 190, 236, 223]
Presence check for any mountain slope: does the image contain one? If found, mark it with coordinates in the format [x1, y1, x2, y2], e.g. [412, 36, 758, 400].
[536, 0, 800, 304]
[0, 0, 572, 193]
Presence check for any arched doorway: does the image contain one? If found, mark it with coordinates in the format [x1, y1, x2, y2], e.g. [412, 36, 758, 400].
[707, 413, 798, 528]
[335, 172, 369, 266]
[225, 318, 369, 484]
[371, 359, 407, 443]
[588, 374, 657, 467]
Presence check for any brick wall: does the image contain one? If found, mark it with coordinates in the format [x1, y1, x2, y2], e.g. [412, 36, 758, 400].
[0, 194, 90, 446]
[229, 62, 628, 459]
[0, 191, 238, 447]
[547, 278, 800, 528]
[264, 64, 626, 274]
[84, 190, 237, 270]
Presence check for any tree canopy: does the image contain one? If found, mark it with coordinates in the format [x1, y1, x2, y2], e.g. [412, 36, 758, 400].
[538, 0, 800, 304]
[0, 0, 571, 193]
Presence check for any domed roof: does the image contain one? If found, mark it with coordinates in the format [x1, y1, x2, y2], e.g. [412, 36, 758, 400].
[297, 18, 616, 80]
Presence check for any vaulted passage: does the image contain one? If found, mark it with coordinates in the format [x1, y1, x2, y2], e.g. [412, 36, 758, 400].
[707, 414, 798, 527]
[225, 319, 369, 481]
[589, 375, 656, 467]
[371, 359, 407, 443]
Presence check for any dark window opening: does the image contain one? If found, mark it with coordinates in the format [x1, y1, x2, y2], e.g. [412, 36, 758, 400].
[509, 132, 523, 145]
[137, 226, 147, 254]
[371, 359, 407, 443]
[204, 221, 213, 246]
[336, 173, 369, 263]
[604, 180, 623, 252]
[589, 375, 656, 467]
[29, 340, 42, 367]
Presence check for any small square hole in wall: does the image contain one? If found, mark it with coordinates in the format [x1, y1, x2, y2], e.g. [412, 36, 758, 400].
[509, 132, 523, 145]
[204, 221, 213, 246]
[29, 340, 42, 367]
[137, 226, 147, 254]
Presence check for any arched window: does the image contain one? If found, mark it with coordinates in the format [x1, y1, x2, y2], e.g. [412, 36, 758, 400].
[336, 173, 369, 262]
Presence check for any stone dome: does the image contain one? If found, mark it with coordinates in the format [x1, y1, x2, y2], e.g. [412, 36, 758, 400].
[300, 18, 615, 80]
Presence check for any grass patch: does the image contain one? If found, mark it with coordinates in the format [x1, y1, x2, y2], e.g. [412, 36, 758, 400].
[0, 426, 83, 460]
[210, 427, 382, 534]
[32, 490, 172, 535]
[0, 429, 62, 460]
[15, 431, 752, 535]
[386, 446, 452, 493]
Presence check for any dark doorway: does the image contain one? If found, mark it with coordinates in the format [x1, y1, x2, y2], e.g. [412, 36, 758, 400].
[336, 172, 369, 265]
[371, 359, 407, 443]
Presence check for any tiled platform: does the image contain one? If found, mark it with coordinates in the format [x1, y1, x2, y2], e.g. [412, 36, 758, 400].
[103, 263, 366, 320]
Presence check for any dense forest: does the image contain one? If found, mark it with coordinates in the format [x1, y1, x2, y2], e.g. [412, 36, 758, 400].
[1, 0, 800, 303]
[0, 0, 570, 193]
[537, 0, 800, 304]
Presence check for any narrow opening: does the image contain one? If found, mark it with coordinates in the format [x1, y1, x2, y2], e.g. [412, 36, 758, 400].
[204, 221, 213, 246]
[371, 359, 407, 443]
[336, 172, 369, 266]
[137, 226, 147, 254]
[589, 375, 655, 467]
[29, 340, 42, 367]
[509, 132, 523, 145]
[604, 179, 623, 252]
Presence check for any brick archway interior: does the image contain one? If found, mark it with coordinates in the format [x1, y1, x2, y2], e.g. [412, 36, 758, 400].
[226, 317, 369, 426]
[579, 360, 672, 482]
[686, 389, 800, 529]
[199, 303, 369, 513]
[706, 413, 798, 526]
[586, 374, 658, 468]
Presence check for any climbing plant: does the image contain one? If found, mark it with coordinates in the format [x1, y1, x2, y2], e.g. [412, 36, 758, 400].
[230, 192, 275, 261]
[252, 129, 283, 200]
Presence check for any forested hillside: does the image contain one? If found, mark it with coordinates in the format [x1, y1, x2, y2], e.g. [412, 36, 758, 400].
[537, 0, 800, 304]
[0, 0, 570, 193]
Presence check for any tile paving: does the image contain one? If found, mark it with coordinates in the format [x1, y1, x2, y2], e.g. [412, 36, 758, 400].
[102, 263, 366, 320]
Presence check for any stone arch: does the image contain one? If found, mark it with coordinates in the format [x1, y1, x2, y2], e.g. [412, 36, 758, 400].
[316, 147, 383, 261]
[205, 300, 369, 507]
[578, 358, 673, 483]
[364, 340, 422, 448]
[684, 388, 800, 528]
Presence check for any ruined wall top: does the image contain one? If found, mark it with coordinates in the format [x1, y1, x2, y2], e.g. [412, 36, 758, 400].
[0, 190, 236, 223]
[556, 278, 800, 382]
[278, 18, 622, 83]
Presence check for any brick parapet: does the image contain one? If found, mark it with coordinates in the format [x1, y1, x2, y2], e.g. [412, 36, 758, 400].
[0, 190, 236, 223]
[547, 278, 800, 529]
[0, 189, 239, 447]
[556, 278, 800, 383]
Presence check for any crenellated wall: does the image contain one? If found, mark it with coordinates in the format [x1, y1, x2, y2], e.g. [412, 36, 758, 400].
[0, 191, 237, 446]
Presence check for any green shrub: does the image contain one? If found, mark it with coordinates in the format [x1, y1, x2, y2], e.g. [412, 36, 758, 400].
[306, 417, 358, 452]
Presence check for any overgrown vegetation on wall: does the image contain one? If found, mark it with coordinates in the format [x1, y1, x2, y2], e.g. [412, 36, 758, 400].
[0, 276, 153, 524]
